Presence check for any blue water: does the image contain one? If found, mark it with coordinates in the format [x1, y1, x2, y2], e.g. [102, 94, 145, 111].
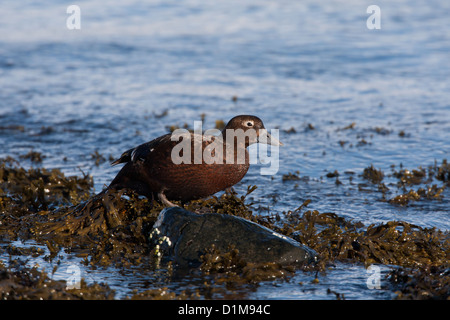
[0, 0, 449, 299]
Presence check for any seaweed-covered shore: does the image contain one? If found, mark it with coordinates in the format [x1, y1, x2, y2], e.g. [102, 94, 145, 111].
[0, 157, 449, 299]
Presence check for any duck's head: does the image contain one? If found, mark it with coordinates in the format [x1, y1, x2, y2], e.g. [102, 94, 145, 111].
[222, 115, 283, 147]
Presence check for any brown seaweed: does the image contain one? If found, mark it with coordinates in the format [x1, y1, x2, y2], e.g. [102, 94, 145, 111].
[0, 158, 449, 299]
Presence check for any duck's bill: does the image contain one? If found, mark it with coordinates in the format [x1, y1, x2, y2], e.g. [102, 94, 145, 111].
[258, 129, 283, 146]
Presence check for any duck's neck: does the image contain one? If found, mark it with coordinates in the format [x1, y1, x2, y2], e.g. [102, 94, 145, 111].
[220, 129, 250, 165]
[221, 128, 250, 149]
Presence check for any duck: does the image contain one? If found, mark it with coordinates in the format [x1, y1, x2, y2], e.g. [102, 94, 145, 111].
[108, 115, 282, 206]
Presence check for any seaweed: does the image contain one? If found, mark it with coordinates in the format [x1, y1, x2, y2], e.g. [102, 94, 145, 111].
[185, 185, 257, 222]
[389, 264, 450, 300]
[199, 244, 295, 285]
[361, 161, 448, 206]
[276, 201, 449, 272]
[19, 150, 45, 163]
[432, 159, 450, 185]
[128, 287, 195, 300]
[90, 150, 106, 166]
[0, 258, 115, 300]
[282, 171, 301, 182]
[0, 158, 449, 299]
[392, 167, 428, 186]
[214, 119, 226, 130]
[31, 189, 163, 267]
[362, 165, 384, 184]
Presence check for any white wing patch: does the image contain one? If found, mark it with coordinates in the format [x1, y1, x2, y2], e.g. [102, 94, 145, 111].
[131, 148, 138, 162]
[131, 146, 156, 163]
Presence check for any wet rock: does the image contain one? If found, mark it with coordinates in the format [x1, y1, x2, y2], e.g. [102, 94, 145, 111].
[150, 207, 317, 268]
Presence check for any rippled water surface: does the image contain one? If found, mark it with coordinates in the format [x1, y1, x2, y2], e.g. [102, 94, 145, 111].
[1, 0, 449, 299]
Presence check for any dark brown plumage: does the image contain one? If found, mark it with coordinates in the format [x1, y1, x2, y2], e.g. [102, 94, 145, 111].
[108, 115, 281, 206]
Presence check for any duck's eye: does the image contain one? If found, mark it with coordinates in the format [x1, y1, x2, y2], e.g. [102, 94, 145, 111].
[246, 121, 253, 127]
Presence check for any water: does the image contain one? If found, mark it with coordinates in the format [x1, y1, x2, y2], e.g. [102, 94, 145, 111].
[0, 0, 449, 299]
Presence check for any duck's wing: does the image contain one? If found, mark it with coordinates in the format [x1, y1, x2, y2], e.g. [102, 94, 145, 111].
[110, 133, 172, 166]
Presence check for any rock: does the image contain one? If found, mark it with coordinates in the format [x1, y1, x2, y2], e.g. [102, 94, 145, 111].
[150, 207, 317, 268]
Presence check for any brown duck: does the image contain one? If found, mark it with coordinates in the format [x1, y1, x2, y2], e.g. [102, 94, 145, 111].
[109, 115, 282, 206]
